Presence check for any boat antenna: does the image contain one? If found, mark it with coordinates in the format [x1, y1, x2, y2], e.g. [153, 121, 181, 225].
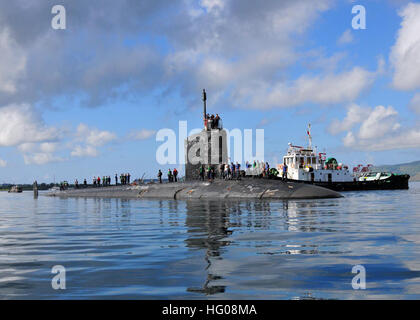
[202, 89, 207, 129]
[307, 123, 312, 149]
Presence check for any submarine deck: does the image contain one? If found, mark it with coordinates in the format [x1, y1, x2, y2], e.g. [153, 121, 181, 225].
[45, 179, 342, 200]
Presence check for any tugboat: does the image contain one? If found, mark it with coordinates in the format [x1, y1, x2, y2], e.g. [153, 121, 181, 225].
[8, 185, 23, 193]
[275, 125, 410, 191]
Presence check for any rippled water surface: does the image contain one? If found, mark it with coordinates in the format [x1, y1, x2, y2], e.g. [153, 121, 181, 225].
[1, 182, 420, 299]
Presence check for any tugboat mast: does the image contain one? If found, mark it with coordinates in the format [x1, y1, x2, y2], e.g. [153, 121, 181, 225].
[307, 123, 312, 149]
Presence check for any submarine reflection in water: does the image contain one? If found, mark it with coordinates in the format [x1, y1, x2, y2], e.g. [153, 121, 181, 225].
[184, 200, 272, 295]
[183, 199, 342, 295]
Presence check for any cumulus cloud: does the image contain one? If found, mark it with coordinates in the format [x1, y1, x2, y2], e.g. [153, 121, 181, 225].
[75, 124, 116, 147]
[70, 145, 99, 158]
[18, 143, 63, 165]
[409, 92, 420, 114]
[0, 158, 7, 167]
[127, 129, 156, 140]
[23, 153, 64, 165]
[0, 0, 171, 106]
[234, 66, 376, 109]
[0, 0, 359, 110]
[334, 105, 420, 151]
[0, 29, 26, 94]
[163, 0, 376, 109]
[0, 104, 59, 147]
[17, 141, 63, 165]
[337, 29, 354, 45]
[390, 2, 420, 90]
[329, 104, 372, 135]
[358, 106, 400, 140]
[0, 105, 117, 163]
[70, 124, 117, 158]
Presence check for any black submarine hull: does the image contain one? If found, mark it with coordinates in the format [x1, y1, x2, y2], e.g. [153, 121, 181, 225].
[46, 179, 343, 200]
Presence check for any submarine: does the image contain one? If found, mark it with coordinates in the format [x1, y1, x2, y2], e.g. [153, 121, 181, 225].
[46, 178, 342, 200]
[46, 89, 342, 200]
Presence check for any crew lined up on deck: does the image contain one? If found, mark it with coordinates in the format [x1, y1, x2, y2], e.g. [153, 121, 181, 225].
[156, 168, 178, 183]
[155, 160, 278, 184]
[73, 173, 132, 188]
[167, 168, 178, 182]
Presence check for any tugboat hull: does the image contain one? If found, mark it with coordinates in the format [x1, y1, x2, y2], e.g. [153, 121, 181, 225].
[289, 174, 410, 191]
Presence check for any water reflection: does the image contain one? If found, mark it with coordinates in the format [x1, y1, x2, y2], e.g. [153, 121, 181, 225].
[282, 200, 340, 233]
[184, 201, 233, 294]
[0, 183, 419, 299]
[184, 201, 276, 295]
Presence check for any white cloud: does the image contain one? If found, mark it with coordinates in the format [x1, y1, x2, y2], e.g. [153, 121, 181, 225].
[409, 92, 420, 114]
[164, 0, 357, 109]
[200, 0, 225, 13]
[75, 124, 116, 147]
[17, 141, 62, 165]
[336, 105, 420, 151]
[128, 129, 156, 140]
[390, 2, 420, 90]
[0, 1, 375, 111]
[1, 118, 116, 163]
[0, 108, 119, 164]
[0, 104, 59, 147]
[365, 129, 420, 151]
[0, 158, 7, 167]
[337, 29, 354, 45]
[71, 124, 117, 158]
[23, 153, 63, 165]
[18, 142, 59, 153]
[70, 145, 99, 158]
[235, 66, 376, 109]
[358, 106, 400, 140]
[342, 131, 356, 147]
[0, 29, 26, 94]
[329, 104, 371, 135]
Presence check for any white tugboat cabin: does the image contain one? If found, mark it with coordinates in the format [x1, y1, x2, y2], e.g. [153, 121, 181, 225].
[278, 145, 354, 183]
[277, 124, 354, 183]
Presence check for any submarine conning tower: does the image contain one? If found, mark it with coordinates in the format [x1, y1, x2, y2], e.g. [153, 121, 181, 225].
[184, 89, 228, 181]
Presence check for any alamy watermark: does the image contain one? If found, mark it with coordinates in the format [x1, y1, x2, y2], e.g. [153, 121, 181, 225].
[352, 5, 366, 30]
[51, 5, 66, 30]
[50, 4, 365, 31]
[155, 121, 264, 165]
[51, 265, 66, 290]
[351, 265, 366, 290]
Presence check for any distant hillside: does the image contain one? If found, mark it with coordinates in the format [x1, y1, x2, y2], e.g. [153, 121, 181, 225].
[373, 160, 420, 181]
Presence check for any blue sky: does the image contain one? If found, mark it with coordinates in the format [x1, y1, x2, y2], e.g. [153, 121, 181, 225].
[1, 0, 420, 183]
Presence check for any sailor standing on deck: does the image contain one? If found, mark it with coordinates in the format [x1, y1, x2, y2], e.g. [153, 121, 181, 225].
[199, 165, 205, 181]
[283, 163, 288, 181]
[173, 168, 178, 182]
[224, 164, 229, 180]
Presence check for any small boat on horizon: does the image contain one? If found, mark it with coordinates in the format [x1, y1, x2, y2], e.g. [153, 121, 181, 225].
[8, 185, 23, 193]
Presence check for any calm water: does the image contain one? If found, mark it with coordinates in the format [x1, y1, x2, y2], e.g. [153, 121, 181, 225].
[1, 183, 420, 299]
